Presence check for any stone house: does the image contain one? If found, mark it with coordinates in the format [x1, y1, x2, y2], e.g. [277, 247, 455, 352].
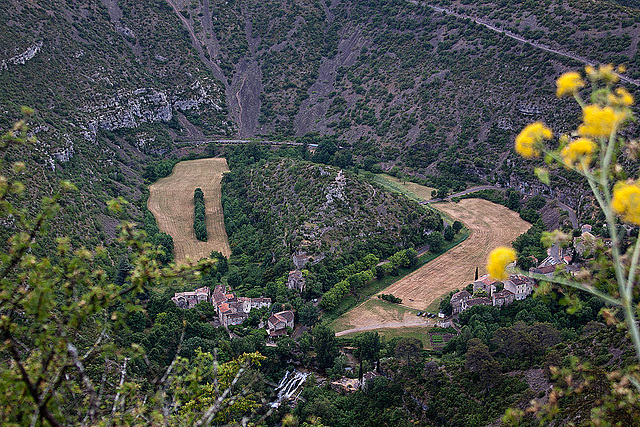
[450, 290, 471, 315]
[503, 275, 534, 300]
[465, 297, 492, 309]
[171, 287, 210, 309]
[267, 310, 295, 337]
[287, 269, 305, 292]
[492, 289, 515, 307]
[473, 274, 500, 297]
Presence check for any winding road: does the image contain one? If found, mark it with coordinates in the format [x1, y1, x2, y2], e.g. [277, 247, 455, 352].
[407, 1, 639, 87]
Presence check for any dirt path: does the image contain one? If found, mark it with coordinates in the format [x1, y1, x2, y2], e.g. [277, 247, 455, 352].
[334, 199, 531, 332]
[148, 158, 231, 261]
[336, 319, 435, 337]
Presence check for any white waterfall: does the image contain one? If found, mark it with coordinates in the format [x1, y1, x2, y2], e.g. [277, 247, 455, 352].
[271, 370, 309, 407]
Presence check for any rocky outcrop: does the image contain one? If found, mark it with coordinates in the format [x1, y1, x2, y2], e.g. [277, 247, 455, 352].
[1, 41, 43, 71]
[82, 79, 227, 141]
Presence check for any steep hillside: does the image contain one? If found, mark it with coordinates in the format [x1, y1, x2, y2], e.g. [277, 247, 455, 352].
[2, 0, 639, 239]
[0, 0, 232, 262]
[221, 157, 444, 261]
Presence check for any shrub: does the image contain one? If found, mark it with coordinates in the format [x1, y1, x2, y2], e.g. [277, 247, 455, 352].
[193, 188, 208, 241]
[379, 293, 402, 304]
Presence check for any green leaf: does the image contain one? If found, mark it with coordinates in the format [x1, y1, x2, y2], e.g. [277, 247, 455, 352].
[535, 167, 550, 185]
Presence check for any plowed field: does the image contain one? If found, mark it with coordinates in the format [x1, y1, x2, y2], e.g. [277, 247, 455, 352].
[148, 158, 231, 261]
[334, 198, 530, 333]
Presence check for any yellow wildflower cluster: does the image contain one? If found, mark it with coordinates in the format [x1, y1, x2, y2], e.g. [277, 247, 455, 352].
[486, 247, 516, 280]
[612, 182, 640, 226]
[556, 72, 584, 98]
[515, 122, 553, 158]
[560, 137, 595, 169]
[585, 64, 620, 84]
[608, 87, 634, 107]
[577, 105, 625, 138]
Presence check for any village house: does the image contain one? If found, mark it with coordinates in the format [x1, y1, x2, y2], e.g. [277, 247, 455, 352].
[492, 289, 515, 307]
[450, 290, 471, 315]
[171, 287, 210, 309]
[503, 275, 535, 300]
[465, 297, 492, 309]
[174, 284, 271, 328]
[287, 269, 306, 292]
[267, 310, 295, 337]
[473, 274, 500, 296]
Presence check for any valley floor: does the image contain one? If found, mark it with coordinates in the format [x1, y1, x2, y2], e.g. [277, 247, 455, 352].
[332, 198, 531, 334]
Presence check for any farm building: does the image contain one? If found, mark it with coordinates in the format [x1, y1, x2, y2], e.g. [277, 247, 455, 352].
[473, 274, 500, 297]
[171, 287, 210, 309]
[267, 310, 295, 337]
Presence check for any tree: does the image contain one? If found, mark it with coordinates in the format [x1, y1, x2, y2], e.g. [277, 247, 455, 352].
[193, 188, 208, 241]
[453, 220, 463, 233]
[211, 251, 228, 275]
[154, 232, 174, 264]
[395, 337, 422, 365]
[114, 255, 133, 287]
[506, 189, 521, 211]
[354, 332, 382, 374]
[313, 324, 339, 370]
[492, 321, 560, 362]
[299, 303, 320, 327]
[439, 292, 454, 316]
[465, 338, 501, 390]
[426, 231, 445, 253]
[444, 226, 455, 241]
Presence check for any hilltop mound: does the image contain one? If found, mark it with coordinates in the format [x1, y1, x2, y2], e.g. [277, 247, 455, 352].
[221, 158, 443, 261]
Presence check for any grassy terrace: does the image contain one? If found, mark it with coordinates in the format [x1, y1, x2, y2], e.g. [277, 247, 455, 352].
[338, 325, 433, 349]
[368, 173, 435, 203]
[322, 228, 469, 325]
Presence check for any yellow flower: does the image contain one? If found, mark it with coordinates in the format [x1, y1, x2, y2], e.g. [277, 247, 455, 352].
[515, 122, 553, 158]
[612, 182, 640, 225]
[577, 105, 625, 138]
[599, 64, 619, 83]
[585, 65, 595, 77]
[585, 64, 620, 83]
[487, 247, 516, 280]
[556, 72, 584, 98]
[560, 137, 595, 169]
[611, 87, 634, 107]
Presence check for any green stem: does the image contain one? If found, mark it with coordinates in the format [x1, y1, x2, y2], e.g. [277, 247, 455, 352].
[527, 272, 621, 307]
[595, 130, 640, 386]
[627, 235, 640, 291]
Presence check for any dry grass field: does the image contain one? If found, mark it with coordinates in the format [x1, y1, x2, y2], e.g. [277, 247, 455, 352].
[334, 198, 531, 333]
[148, 158, 231, 261]
[332, 299, 432, 334]
[373, 174, 435, 202]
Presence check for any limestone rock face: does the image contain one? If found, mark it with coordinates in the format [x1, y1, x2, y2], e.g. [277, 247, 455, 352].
[82, 79, 225, 140]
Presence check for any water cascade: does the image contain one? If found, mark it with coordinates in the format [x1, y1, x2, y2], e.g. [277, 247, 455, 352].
[272, 370, 309, 407]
